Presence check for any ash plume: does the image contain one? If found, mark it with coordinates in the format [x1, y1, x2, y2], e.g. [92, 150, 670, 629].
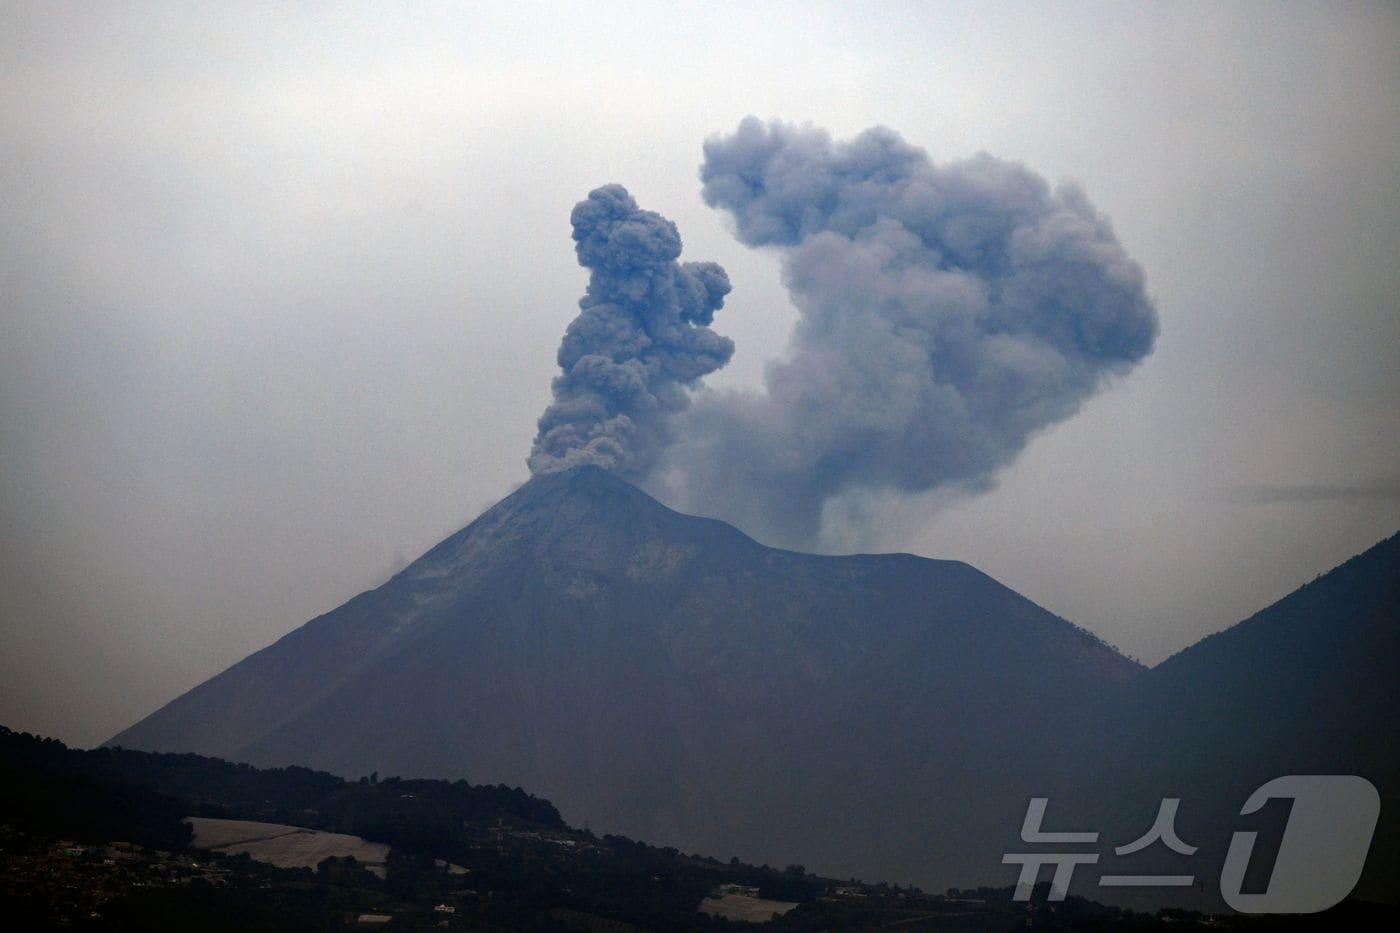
[531, 120, 1159, 549]
[528, 184, 733, 476]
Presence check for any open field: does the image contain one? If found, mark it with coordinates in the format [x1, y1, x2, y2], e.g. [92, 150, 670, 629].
[185, 816, 390, 877]
[698, 892, 798, 923]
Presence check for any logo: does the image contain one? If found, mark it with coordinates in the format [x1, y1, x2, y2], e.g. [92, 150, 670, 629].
[1003, 775, 1380, 913]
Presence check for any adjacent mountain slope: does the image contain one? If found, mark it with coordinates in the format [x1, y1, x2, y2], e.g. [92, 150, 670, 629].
[1083, 532, 1399, 907]
[110, 465, 1139, 890]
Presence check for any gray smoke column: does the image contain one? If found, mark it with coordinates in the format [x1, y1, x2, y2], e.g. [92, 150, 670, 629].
[528, 184, 733, 476]
[644, 117, 1159, 547]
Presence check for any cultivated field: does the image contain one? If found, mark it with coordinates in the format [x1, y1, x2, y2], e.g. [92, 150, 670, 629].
[698, 892, 799, 923]
[185, 816, 390, 878]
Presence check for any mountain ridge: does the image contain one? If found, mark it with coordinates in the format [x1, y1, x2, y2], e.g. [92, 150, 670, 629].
[106, 467, 1396, 902]
[110, 466, 1140, 759]
[1083, 530, 1399, 907]
[109, 466, 1139, 890]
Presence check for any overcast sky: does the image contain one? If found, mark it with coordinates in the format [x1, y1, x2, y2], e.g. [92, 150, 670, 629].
[2, 1, 1397, 747]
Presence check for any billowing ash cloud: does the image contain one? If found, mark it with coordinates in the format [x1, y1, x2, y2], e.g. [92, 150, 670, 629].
[528, 184, 733, 476]
[532, 120, 1158, 549]
[653, 118, 1158, 546]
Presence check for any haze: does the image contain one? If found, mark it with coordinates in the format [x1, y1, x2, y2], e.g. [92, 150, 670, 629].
[2, 1, 1397, 747]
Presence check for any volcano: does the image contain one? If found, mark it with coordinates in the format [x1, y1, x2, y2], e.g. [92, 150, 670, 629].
[109, 466, 1142, 887]
[109, 467, 1398, 900]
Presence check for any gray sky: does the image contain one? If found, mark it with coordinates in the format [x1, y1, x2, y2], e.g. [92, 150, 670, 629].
[2, 1, 1397, 747]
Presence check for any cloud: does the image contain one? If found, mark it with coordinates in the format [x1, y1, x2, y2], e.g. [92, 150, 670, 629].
[647, 118, 1159, 547]
[528, 185, 733, 476]
[1217, 481, 1400, 504]
[529, 119, 1158, 548]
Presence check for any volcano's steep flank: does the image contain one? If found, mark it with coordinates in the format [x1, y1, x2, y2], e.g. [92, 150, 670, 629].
[110, 466, 1139, 889]
[111, 471, 1398, 903]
